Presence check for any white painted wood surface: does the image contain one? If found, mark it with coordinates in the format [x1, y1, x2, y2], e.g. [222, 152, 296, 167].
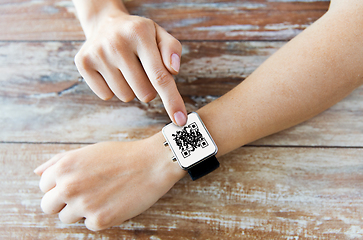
[3, 0, 363, 239]
[2, 144, 363, 239]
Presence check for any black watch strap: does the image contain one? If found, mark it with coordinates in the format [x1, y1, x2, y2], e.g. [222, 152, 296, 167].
[187, 156, 219, 181]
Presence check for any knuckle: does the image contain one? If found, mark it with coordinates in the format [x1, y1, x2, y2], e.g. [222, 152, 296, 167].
[41, 194, 59, 214]
[58, 209, 76, 224]
[57, 179, 76, 200]
[40, 197, 50, 214]
[55, 155, 73, 175]
[99, 92, 114, 101]
[153, 69, 171, 88]
[58, 213, 67, 223]
[74, 51, 90, 71]
[59, 215, 73, 225]
[125, 17, 154, 42]
[58, 211, 67, 223]
[128, 17, 152, 33]
[39, 171, 51, 193]
[95, 212, 112, 229]
[173, 38, 182, 52]
[80, 197, 95, 214]
[85, 219, 100, 232]
[74, 47, 104, 72]
[74, 53, 92, 74]
[86, 211, 111, 231]
[120, 94, 135, 103]
[53, 158, 79, 200]
[93, 46, 106, 59]
[113, 88, 134, 102]
[139, 91, 157, 103]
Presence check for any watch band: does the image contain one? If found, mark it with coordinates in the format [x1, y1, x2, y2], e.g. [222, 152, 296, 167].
[187, 156, 220, 181]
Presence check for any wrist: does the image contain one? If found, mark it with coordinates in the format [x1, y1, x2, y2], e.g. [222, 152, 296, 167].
[73, 0, 129, 38]
[146, 132, 187, 184]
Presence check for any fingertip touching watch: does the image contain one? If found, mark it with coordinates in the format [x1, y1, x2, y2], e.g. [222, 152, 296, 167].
[162, 112, 219, 181]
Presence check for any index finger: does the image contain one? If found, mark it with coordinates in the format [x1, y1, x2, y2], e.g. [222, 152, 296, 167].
[137, 44, 187, 126]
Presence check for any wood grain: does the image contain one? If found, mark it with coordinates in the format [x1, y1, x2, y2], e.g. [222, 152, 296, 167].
[2, 144, 363, 239]
[2, 0, 363, 239]
[2, 86, 363, 147]
[0, 41, 280, 97]
[1, 41, 363, 146]
[0, 0, 329, 41]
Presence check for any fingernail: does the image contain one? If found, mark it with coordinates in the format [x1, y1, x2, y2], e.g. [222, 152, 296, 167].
[174, 111, 187, 126]
[171, 53, 180, 73]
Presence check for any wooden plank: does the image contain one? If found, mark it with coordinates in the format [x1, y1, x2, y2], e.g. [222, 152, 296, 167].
[1, 41, 363, 146]
[0, 0, 330, 41]
[128, 0, 330, 41]
[0, 42, 81, 98]
[2, 88, 363, 146]
[0, 41, 279, 97]
[1, 143, 363, 239]
[178, 41, 279, 96]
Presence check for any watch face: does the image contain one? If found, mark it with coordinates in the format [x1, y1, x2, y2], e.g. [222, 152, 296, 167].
[162, 112, 218, 169]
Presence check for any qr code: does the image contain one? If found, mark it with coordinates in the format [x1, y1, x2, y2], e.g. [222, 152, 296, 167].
[172, 122, 208, 158]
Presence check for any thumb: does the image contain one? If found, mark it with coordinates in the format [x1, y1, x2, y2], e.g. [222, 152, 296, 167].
[155, 24, 182, 75]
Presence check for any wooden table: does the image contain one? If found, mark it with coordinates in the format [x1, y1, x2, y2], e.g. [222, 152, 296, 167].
[2, 0, 363, 239]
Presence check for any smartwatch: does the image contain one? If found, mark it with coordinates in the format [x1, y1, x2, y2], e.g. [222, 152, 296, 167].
[162, 112, 219, 181]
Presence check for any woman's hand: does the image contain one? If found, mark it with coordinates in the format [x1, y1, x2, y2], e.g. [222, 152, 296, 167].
[74, 8, 187, 126]
[34, 133, 186, 231]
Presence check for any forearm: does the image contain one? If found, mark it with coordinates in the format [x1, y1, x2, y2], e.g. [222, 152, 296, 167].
[72, 0, 128, 38]
[36, 1, 363, 230]
[197, 4, 363, 156]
